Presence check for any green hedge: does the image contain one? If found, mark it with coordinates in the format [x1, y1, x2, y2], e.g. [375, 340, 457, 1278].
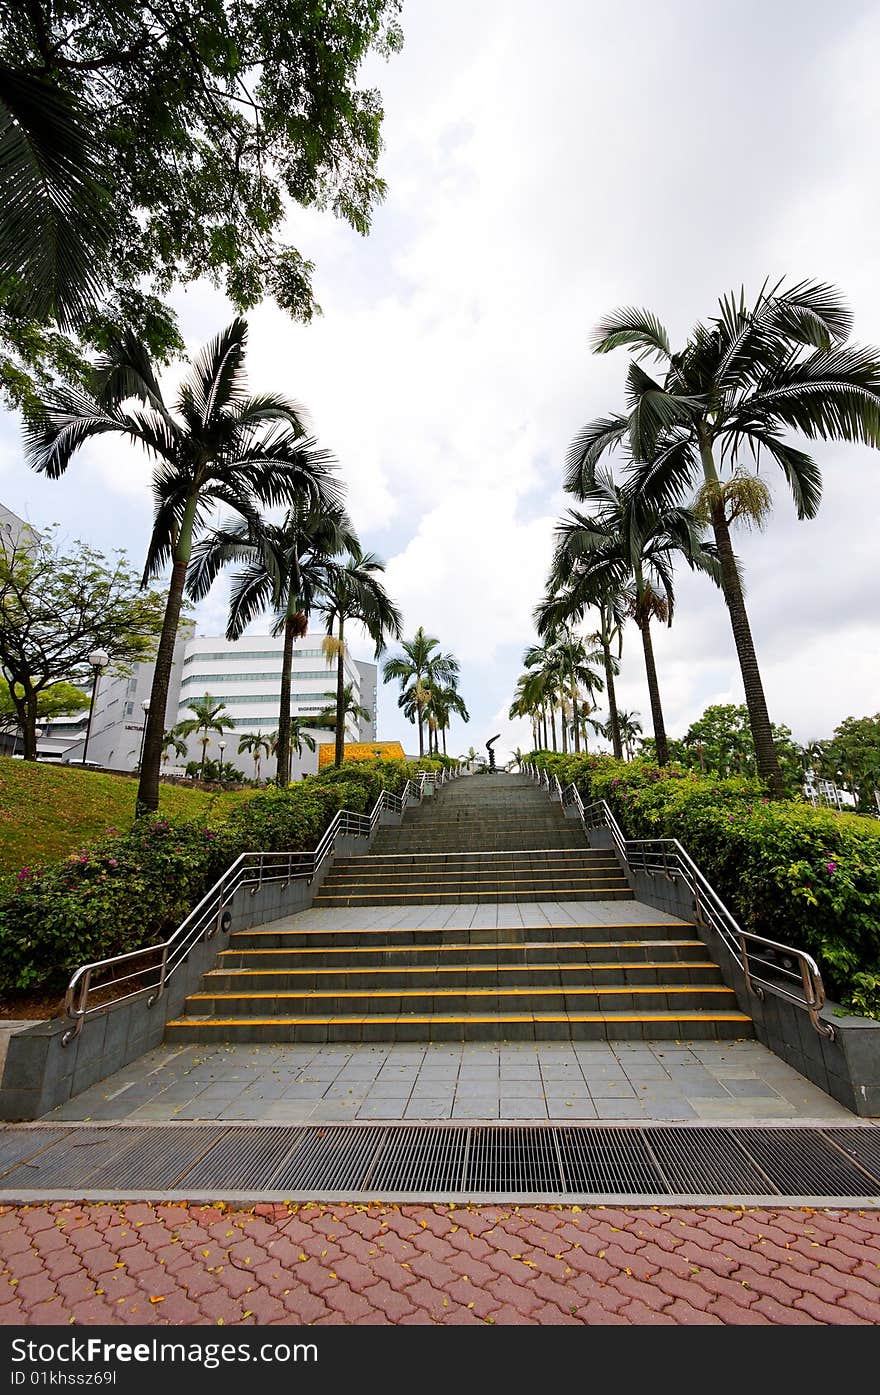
[530, 751, 880, 1019]
[0, 759, 443, 996]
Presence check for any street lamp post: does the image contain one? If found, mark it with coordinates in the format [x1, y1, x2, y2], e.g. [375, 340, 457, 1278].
[82, 649, 109, 767]
[218, 740, 226, 782]
[137, 700, 150, 771]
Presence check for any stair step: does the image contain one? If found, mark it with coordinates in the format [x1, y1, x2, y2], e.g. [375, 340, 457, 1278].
[319, 875, 629, 889]
[230, 923, 688, 948]
[313, 890, 634, 905]
[165, 1010, 754, 1043]
[184, 984, 739, 1016]
[221, 937, 709, 966]
[204, 962, 723, 990]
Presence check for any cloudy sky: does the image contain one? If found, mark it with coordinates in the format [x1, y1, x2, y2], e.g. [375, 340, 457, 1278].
[2, 0, 879, 760]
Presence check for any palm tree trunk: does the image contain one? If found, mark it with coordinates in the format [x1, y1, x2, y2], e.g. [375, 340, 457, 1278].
[540, 707, 547, 750]
[442, 727, 447, 756]
[137, 549, 192, 813]
[550, 706, 557, 752]
[600, 626, 623, 760]
[571, 683, 580, 754]
[275, 613, 296, 785]
[700, 440, 784, 797]
[561, 696, 568, 755]
[639, 618, 668, 765]
[417, 709, 424, 757]
[199, 734, 208, 781]
[334, 616, 345, 768]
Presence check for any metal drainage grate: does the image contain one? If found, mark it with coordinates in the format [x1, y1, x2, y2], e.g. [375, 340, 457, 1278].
[1, 1123, 879, 1202]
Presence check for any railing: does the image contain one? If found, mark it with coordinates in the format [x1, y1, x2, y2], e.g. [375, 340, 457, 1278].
[62, 767, 458, 1043]
[522, 762, 833, 1040]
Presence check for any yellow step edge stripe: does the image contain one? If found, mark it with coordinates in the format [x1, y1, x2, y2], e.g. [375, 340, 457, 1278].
[323, 875, 629, 886]
[188, 984, 736, 1001]
[313, 890, 633, 901]
[168, 1011, 752, 1026]
[221, 939, 703, 957]
[237, 926, 691, 937]
[223, 943, 705, 954]
[239, 922, 682, 933]
[207, 962, 719, 977]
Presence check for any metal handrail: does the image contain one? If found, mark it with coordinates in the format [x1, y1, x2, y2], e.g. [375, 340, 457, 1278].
[524, 763, 833, 1040]
[62, 766, 459, 1043]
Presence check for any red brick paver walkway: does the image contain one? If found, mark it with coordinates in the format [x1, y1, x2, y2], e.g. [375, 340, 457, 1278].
[1, 1203, 879, 1326]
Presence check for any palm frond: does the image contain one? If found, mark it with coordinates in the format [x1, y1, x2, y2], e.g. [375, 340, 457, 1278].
[592, 307, 671, 361]
[563, 415, 628, 496]
[0, 64, 111, 329]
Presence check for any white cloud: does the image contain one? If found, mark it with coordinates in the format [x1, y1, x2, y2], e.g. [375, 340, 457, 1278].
[2, 0, 880, 763]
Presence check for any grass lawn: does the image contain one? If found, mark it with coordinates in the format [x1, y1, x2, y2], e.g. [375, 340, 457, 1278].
[0, 757, 255, 882]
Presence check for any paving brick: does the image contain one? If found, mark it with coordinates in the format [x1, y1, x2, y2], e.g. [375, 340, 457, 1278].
[837, 1291, 880, 1323]
[794, 1292, 867, 1325]
[771, 1266, 845, 1304]
[662, 1300, 723, 1325]
[751, 1295, 819, 1324]
[704, 1297, 771, 1325]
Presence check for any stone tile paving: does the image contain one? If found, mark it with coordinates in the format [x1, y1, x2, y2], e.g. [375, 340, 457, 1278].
[1, 1200, 878, 1325]
[48, 1040, 853, 1125]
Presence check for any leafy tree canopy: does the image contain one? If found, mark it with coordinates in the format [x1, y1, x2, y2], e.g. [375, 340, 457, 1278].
[0, 0, 403, 413]
[0, 678, 87, 734]
[815, 714, 880, 809]
[0, 526, 166, 757]
[675, 703, 801, 789]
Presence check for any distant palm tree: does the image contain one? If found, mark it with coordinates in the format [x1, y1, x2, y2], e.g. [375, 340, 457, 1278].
[313, 548, 402, 767]
[188, 500, 354, 786]
[383, 627, 460, 758]
[160, 727, 188, 770]
[426, 683, 469, 756]
[580, 280, 880, 794]
[316, 683, 370, 740]
[27, 317, 339, 812]
[177, 695, 235, 781]
[616, 710, 643, 761]
[550, 469, 718, 765]
[238, 730, 273, 783]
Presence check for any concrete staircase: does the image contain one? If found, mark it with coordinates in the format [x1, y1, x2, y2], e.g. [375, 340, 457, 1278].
[314, 773, 630, 905]
[165, 773, 753, 1044]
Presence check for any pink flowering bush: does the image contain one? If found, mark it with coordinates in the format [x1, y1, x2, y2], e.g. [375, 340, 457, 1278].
[0, 759, 442, 995]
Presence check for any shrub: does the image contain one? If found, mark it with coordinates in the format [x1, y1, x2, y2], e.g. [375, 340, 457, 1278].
[531, 753, 880, 1018]
[0, 758, 440, 997]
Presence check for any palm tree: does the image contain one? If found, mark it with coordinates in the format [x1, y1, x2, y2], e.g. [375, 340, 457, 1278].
[509, 677, 542, 751]
[426, 683, 470, 756]
[160, 726, 187, 770]
[316, 683, 370, 739]
[552, 630, 604, 755]
[238, 730, 272, 783]
[176, 695, 235, 780]
[579, 280, 880, 795]
[313, 548, 402, 767]
[520, 644, 560, 751]
[187, 500, 354, 786]
[539, 585, 626, 759]
[383, 627, 459, 758]
[27, 317, 340, 811]
[615, 710, 643, 761]
[550, 468, 718, 764]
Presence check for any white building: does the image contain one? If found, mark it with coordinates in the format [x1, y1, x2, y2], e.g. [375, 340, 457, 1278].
[175, 633, 376, 778]
[61, 629, 377, 779]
